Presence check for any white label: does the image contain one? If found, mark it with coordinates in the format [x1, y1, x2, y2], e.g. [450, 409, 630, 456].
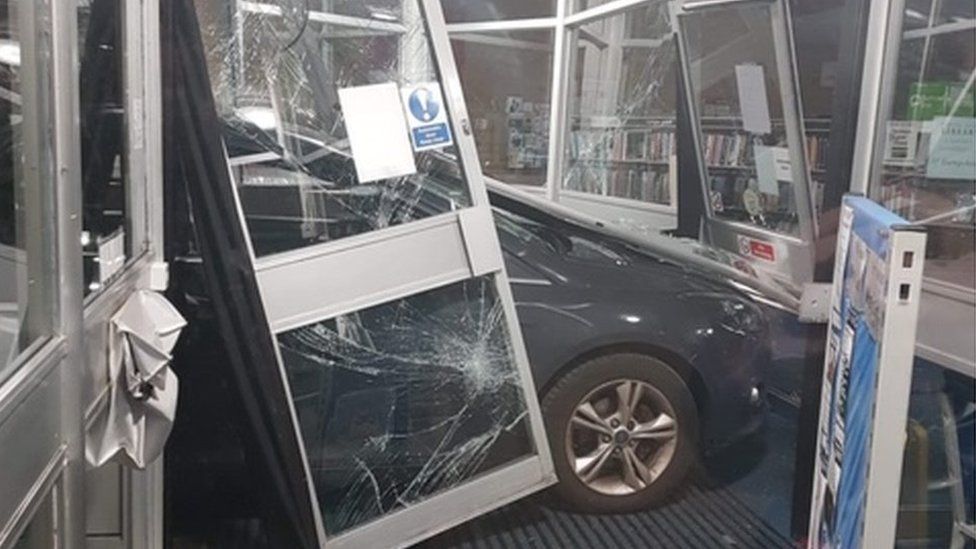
[735, 64, 772, 135]
[755, 145, 780, 196]
[773, 147, 793, 182]
[98, 230, 126, 284]
[338, 83, 417, 184]
[401, 82, 454, 152]
[756, 146, 791, 196]
[883, 121, 922, 167]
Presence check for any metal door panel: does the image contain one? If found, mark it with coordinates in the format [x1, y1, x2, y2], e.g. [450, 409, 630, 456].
[673, 0, 817, 287]
[192, 0, 555, 546]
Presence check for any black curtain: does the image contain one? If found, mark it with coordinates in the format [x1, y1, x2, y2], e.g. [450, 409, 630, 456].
[161, 0, 319, 547]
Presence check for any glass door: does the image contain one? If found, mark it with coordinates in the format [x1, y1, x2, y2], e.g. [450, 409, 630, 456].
[192, 0, 554, 546]
[673, 0, 817, 287]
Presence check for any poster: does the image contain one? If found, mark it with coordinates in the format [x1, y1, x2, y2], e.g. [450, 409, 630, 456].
[926, 116, 976, 180]
[808, 196, 913, 548]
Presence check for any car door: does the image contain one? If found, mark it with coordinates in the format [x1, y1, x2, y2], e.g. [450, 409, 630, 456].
[186, 1, 555, 547]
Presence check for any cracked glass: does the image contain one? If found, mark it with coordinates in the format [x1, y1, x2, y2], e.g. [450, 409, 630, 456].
[563, 2, 678, 210]
[279, 276, 533, 534]
[196, 0, 471, 258]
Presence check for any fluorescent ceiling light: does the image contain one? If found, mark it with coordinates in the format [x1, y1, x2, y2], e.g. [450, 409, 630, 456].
[904, 9, 927, 21]
[237, 106, 277, 131]
[0, 40, 21, 67]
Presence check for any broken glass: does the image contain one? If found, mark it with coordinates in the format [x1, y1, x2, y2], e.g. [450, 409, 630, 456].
[191, 1, 548, 541]
[563, 2, 679, 207]
[195, 0, 471, 257]
[278, 276, 533, 534]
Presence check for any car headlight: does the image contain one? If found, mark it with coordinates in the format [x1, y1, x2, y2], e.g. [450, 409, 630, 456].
[719, 299, 766, 335]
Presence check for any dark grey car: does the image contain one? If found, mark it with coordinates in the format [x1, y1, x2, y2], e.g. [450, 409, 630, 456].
[189, 128, 799, 514]
[484, 182, 788, 512]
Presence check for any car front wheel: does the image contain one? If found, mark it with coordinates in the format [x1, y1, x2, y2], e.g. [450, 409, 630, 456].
[541, 353, 699, 513]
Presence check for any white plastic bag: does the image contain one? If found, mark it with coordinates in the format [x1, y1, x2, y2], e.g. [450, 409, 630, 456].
[86, 290, 187, 469]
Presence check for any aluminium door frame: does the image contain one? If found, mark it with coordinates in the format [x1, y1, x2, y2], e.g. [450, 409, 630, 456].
[219, 1, 556, 547]
[671, 0, 819, 286]
[0, 0, 86, 544]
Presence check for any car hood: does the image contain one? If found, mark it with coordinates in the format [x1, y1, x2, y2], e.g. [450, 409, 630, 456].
[486, 180, 802, 313]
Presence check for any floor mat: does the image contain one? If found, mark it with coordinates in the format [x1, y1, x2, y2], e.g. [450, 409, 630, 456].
[416, 483, 793, 549]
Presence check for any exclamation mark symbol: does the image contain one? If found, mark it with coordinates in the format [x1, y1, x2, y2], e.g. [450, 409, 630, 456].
[417, 88, 432, 121]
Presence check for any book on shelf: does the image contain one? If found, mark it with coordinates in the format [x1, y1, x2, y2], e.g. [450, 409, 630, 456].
[570, 127, 675, 163]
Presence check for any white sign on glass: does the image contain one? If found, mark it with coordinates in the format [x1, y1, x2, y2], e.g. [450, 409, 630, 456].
[735, 64, 772, 135]
[338, 83, 418, 184]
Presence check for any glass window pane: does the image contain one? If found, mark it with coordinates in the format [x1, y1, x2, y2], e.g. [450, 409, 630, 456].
[197, 2, 473, 258]
[682, 3, 805, 236]
[443, 0, 556, 23]
[278, 276, 533, 535]
[78, 0, 132, 295]
[452, 30, 553, 186]
[564, 3, 678, 206]
[871, 18, 975, 288]
[1, 0, 54, 381]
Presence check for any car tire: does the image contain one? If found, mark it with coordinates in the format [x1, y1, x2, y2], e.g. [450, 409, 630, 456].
[541, 353, 699, 513]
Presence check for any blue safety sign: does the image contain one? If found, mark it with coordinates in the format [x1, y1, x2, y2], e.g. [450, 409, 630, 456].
[401, 83, 453, 152]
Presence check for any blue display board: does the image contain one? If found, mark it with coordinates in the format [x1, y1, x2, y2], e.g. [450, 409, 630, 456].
[808, 196, 925, 548]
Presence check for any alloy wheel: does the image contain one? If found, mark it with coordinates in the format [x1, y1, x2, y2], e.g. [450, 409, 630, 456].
[565, 379, 679, 496]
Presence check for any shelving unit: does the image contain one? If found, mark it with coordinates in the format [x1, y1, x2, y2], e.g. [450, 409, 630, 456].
[565, 117, 676, 205]
[564, 114, 831, 220]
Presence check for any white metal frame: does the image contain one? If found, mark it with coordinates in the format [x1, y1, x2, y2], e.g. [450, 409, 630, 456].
[217, 1, 556, 547]
[444, 0, 681, 215]
[807, 198, 928, 548]
[0, 0, 86, 544]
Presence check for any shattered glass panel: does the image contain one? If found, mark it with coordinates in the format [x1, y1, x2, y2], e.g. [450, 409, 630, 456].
[681, 3, 803, 236]
[563, 2, 678, 206]
[195, 0, 472, 257]
[451, 30, 554, 186]
[278, 277, 533, 534]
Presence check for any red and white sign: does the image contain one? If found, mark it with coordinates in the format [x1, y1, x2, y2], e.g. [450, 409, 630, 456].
[738, 236, 777, 262]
